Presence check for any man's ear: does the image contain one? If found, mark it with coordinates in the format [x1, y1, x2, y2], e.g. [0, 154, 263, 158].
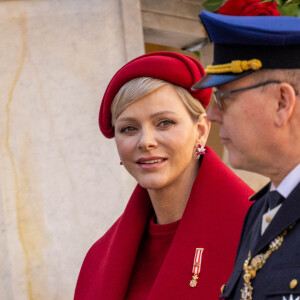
[195, 115, 211, 147]
[274, 83, 296, 127]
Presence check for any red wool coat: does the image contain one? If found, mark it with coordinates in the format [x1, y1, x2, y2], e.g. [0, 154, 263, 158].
[75, 147, 253, 300]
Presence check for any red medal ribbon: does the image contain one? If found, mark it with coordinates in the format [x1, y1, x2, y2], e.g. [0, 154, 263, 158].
[189, 248, 204, 288]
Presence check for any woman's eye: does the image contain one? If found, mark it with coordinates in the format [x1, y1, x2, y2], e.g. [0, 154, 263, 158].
[120, 126, 137, 133]
[158, 120, 175, 127]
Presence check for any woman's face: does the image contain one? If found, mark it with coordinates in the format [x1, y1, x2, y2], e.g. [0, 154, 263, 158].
[114, 84, 210, 191]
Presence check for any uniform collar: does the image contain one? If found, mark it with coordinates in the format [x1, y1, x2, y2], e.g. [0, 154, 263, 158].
[249, 163, 300, 201]
[270, 163, 300, 198]
[249, 182, 270, 202]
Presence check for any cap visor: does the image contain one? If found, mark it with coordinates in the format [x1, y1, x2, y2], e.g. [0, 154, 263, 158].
[192, 71, 254, 89]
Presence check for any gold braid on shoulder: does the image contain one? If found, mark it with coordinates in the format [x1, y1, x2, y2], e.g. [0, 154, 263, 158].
[205, 59, 262, 74]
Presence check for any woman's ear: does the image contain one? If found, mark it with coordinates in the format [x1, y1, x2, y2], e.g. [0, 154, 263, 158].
[274, 83, 296, 127]
[195, 114, 211, 147]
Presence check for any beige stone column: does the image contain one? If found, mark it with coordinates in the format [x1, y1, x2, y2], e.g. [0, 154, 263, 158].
[0, 0, 144, 299]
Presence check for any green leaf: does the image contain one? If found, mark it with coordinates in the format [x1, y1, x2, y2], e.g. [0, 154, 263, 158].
[261, 0, 277, 3]
[277, 2, 300, 16]
[202, 0, 224, 12]
[285, 0, 300, 4]
[276, 0, 284, 6]
[193, 51, 201, 59]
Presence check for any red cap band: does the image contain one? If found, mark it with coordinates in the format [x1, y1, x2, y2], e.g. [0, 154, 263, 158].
[99, 51, 212, 138]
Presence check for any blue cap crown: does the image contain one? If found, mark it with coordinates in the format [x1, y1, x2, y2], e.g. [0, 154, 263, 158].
[202, 10, 300, 46]
[193, 11, 300, 89]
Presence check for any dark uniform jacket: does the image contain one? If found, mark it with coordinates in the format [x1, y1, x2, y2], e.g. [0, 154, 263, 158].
[222, 181, 300, 300]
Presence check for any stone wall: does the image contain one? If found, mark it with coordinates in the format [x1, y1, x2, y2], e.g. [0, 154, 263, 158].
[0, 1, 269, 299]
[0, 0, 144, 299]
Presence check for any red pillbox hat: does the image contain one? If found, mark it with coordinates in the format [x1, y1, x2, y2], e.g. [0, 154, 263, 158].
[99, 51, 212, 138]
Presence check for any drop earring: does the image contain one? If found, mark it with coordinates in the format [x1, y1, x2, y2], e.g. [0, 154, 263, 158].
[195, 145, 206, 159]
[120, 161, 123, 165]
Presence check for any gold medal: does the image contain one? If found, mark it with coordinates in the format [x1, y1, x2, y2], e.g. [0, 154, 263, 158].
[240, 226, 293, 300]
[241, 252, 253, 300]
[189, 274, 199, 288]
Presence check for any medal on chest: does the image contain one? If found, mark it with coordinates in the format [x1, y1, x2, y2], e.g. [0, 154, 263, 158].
[189, 248, 204, 288]
[241, 224, 294, 300]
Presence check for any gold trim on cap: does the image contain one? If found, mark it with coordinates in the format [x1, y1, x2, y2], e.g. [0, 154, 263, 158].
[205, 59, 262, 74]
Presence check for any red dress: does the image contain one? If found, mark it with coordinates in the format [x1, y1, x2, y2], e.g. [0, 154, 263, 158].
[125, 217, 180, 299]
[74, 147, 253, 300]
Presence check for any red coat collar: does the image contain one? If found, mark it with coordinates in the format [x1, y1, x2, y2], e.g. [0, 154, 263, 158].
[75, 147, 253, 299]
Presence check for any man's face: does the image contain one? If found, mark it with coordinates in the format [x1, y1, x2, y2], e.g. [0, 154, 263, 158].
[207, 75, 277, 174]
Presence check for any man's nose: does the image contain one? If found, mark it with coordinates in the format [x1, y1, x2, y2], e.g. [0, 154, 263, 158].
[207, 101, 223, 123]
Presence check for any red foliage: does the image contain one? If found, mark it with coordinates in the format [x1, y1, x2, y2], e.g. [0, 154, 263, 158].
[218, 0, 281, 16]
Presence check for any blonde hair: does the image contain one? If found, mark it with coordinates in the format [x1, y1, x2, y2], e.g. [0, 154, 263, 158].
[111, 77, 205, 126]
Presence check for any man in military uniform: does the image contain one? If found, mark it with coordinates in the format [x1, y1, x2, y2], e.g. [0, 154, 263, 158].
[193, 10, 300, 300]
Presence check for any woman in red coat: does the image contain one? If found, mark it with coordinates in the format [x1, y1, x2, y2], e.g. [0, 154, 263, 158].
[74, 52, 253, 300]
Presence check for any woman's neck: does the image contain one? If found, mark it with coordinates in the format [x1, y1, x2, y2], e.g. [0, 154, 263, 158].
[148, 162, 199, 225]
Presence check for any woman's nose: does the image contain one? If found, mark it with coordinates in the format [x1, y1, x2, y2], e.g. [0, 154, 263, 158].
[138, 127, 158, 151]
[207, 101, 223, 124]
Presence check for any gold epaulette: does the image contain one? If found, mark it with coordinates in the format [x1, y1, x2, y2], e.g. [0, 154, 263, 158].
[205, 59, 262, 74]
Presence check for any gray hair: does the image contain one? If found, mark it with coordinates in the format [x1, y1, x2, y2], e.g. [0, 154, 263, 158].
[252, 69, 300, 92]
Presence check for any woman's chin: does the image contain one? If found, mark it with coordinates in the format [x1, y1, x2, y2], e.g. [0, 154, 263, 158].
[137, 178, 168, 191]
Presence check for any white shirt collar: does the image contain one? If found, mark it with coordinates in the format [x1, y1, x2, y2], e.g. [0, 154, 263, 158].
[261, 204, 282, 235]
[270, 163, 300, 198]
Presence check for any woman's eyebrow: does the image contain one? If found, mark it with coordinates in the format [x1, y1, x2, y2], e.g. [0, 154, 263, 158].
[150, 111, 177, 118]
[116, 116, 136, 123]
[117, 111, 177, 123]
